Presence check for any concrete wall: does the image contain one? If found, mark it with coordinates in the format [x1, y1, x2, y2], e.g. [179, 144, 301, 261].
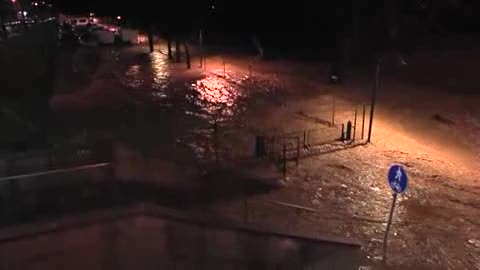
[0, 205, 362, 269]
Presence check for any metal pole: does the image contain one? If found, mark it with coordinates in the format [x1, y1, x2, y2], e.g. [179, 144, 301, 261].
[353, 105, 358, 141]
[283, 144, 287, 178]
[362, 104, 366, 140]
[223, 58, 226, 77]
[248, 64, 252, 77]
[214, 120, 218, 163]
[303, 130, 307, 148]
[199, 29, 203, 68]
[383, 193, 398, 262]
[332, 95, 336, 127]
[367, 59, 381, 143]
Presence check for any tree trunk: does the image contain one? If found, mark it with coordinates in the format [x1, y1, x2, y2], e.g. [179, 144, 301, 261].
[184, 42, 191, 69]
[175, 39, 181, 62]
[167, 38, 173, 60]
[147, 28, 154, 53]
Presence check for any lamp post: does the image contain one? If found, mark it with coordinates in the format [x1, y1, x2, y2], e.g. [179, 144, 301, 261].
[199, 29, 203, 68]
[367, 58, 381, 143]
[367, 54, 407, 144]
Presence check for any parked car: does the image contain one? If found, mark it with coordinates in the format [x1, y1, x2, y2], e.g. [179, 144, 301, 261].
[93, 28, 115, 45]
[71, 17, 90, 29]
[120, 29, 138, 44]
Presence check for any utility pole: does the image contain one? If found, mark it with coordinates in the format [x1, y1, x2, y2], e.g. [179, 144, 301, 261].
[367, 59, 381, 143]
[199, 29, 203, 68]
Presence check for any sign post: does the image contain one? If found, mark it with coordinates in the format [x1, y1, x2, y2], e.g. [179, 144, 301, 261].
[383, 164, 408, 262]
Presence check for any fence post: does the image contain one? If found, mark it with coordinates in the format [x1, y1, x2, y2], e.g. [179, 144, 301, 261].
[362, 104, 366, 140]
[283, 144, 287, 178]
[331, 96, 336, 127]
[353, 105, 358, 141]
[303, 130, 307, 149]
[296, 137, 300, 167]
[340, 124, 345, 140]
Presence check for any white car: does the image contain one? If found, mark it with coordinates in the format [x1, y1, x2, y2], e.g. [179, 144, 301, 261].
[120, 29, 138, 44]
[70, 17, 90, 28]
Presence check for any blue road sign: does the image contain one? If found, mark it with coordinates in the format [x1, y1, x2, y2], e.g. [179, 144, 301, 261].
[388, 165, 408, 193]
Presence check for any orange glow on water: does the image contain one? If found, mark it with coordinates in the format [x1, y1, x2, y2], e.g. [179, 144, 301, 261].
[190, 76, 242, 117]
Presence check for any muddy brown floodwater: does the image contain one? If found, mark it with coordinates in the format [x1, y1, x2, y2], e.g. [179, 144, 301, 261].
[51, 43, 480, 270]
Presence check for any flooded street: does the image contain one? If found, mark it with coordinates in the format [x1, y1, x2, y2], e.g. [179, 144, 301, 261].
[50, 43, 480, 269]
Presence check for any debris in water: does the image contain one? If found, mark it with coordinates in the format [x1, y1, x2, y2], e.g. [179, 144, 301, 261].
[468, 239, 480, 248]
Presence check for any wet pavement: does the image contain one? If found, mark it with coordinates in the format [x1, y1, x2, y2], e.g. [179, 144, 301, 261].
[41, 43, 480, 269]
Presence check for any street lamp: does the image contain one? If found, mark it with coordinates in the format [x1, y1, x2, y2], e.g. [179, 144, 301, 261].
[198, 3, 215, 68]
[367, 54, 407, 143]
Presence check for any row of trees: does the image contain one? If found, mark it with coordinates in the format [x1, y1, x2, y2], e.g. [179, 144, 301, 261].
[54, 0, 480, 60]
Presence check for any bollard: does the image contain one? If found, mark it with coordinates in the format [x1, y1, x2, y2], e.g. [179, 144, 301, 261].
[353, 105, 358, 141]
[283, 144, 287, 178]
[340, 124, 345, 140]
[346, 121, 352, 140]
[362, 104, 366, 140]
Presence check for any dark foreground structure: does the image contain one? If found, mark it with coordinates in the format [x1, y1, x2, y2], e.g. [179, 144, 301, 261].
[0, 204, 361, 269]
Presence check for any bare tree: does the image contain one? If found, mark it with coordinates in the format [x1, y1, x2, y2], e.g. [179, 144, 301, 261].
[183, 42, 191, 69]
[167, 38, 173, 60]
[175, 39, 181, 62]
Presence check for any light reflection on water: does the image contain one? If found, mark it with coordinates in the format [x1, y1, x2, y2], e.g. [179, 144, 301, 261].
[189, 76, 243, 119]
[125, 64, 143, 88]
[151, 51, 169, 90]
